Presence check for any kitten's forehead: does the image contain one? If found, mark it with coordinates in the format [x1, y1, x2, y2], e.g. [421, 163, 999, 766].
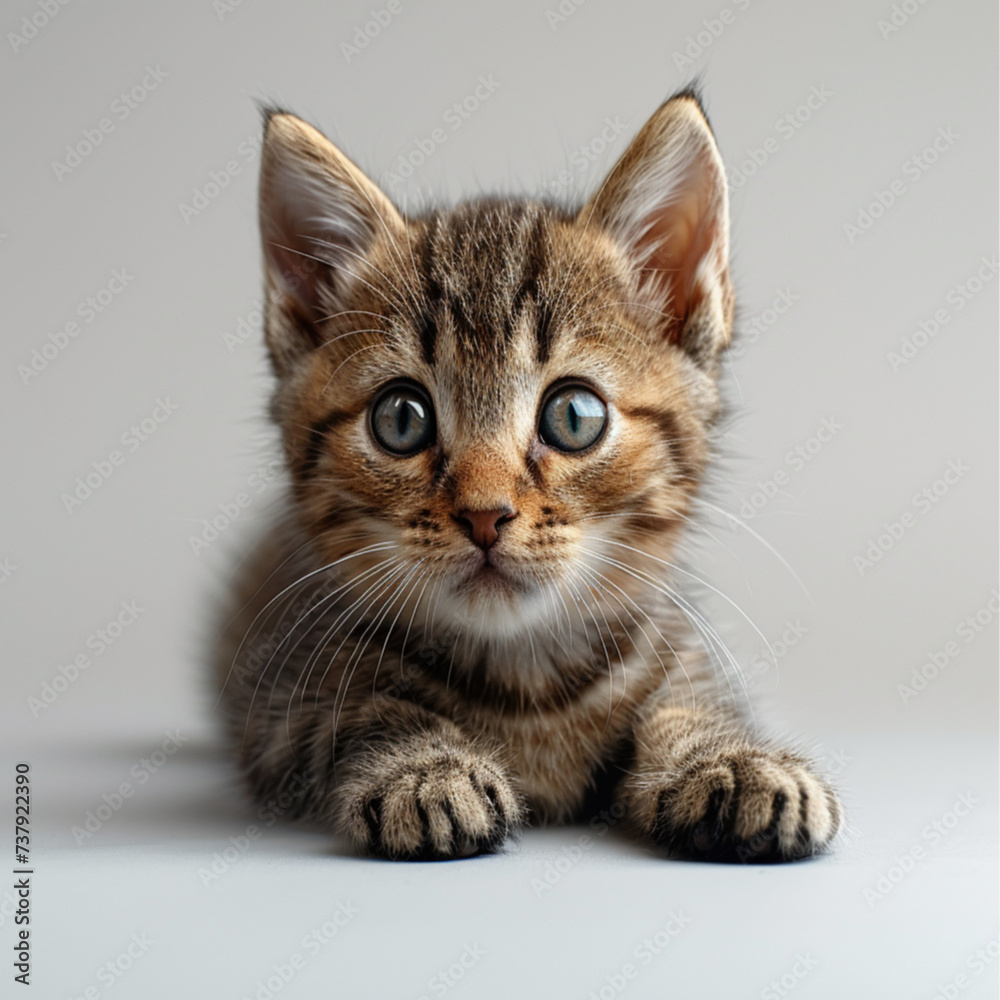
[419, 200, 552, 370]
[411, 198, 626, 436]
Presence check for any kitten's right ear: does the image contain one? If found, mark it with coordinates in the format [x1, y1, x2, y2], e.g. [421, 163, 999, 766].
[258, 110, 404, 372]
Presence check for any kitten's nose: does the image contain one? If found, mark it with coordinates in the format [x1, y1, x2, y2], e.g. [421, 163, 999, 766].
[453, 507, 517, 551]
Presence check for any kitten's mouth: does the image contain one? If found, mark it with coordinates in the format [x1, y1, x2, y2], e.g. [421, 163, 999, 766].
[456, 554, 525, 595]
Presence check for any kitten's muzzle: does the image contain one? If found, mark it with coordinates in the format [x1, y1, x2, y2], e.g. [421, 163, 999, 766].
[452, 507, 518, 551]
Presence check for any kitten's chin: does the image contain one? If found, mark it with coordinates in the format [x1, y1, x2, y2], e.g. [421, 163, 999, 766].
[454, 567, 529, 608]
[439, 563, 552, 638]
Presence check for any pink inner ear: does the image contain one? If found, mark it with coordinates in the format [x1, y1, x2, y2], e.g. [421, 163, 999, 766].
[260, 162, 343, 320]
[637, 180, 722, 344]
[266, 236, 327, 316]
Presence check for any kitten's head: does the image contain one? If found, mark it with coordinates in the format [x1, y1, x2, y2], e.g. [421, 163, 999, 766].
[257, 93, 733, 641]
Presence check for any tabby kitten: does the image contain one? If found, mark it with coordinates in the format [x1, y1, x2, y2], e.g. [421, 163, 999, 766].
[216, 90, 841, 862]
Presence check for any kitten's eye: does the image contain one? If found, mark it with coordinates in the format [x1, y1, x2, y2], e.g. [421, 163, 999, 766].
[370, 383, 436, 456]
[539, 384, 607, 453]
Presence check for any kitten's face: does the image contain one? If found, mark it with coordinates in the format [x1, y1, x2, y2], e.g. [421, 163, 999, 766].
[258, 97, 732, 640]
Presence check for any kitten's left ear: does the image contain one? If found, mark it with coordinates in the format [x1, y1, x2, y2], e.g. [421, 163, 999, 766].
[579, 91, 733, 364]
[258, 110, 405, 372]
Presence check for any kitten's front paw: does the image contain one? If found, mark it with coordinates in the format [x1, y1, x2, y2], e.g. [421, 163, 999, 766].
[643, 746, 840, 863]
[335, 743, 523, 860]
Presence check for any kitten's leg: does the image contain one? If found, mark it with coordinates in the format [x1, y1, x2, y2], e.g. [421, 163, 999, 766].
[622, 701, 841, 862]
[258, 697, 524, 860]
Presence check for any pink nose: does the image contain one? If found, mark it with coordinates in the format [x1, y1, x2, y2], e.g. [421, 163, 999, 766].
[453, 508, 517, 550]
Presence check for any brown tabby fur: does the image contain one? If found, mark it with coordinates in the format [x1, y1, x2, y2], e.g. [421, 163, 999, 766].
[215, 90, 841, 862]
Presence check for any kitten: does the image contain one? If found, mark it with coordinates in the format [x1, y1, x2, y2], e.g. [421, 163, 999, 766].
[215, 89, 841, 862]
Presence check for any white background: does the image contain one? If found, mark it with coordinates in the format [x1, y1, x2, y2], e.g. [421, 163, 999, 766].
[0, 1, 996, 998]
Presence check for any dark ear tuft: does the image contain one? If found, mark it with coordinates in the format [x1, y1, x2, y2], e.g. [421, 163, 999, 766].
[662, 78, 709, 122]
[255, 100, 295, 128]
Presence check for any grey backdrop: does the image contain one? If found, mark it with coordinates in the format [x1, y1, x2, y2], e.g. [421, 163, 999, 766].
[1, 1, 996, 998]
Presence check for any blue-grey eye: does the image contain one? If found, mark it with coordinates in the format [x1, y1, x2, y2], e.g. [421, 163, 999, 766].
[371, 384, 435, 455]
[539, 385, 607, 452]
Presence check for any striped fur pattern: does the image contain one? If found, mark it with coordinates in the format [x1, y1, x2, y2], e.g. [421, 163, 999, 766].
[215, 91, 841, 862]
